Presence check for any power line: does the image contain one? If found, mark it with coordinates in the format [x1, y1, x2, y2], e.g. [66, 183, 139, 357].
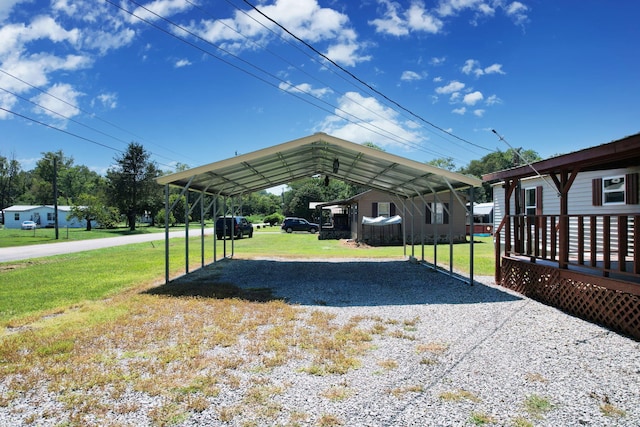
[241, 0, 493, 154]
[113, 0, 455, 160]
[0, 67, 199, 167]
[0, 106, 177, 170]
[210, 0, 478, 161]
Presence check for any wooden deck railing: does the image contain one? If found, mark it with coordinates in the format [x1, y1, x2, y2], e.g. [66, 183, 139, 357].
[495, 214, 640, 283]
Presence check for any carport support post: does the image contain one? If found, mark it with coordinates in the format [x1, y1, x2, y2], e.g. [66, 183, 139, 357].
[213, 197, 217, 263]
[468, 186, 475, 286]
[449, 191, 454, 275]
[185, 191, 190, 274]
[164, 184, 170, 284]
[200, 190, 205, 267]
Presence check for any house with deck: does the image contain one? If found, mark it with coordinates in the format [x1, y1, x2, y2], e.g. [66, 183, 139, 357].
[483, 133, 640, 339]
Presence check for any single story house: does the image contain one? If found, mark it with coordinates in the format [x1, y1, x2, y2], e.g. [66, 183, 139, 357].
[316, 188, 469, 246]
[2, 205, 94, 229]
[483, 132, 640, 339]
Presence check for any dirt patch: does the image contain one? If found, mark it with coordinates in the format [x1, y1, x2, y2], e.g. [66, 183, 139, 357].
[339, 239, 372, 248]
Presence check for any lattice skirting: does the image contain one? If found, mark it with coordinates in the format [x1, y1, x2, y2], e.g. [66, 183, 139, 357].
[501, 258, 640, 340]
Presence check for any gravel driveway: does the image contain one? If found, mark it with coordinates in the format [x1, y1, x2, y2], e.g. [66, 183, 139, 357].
[2, 257, 637, 426]
[182, 257, 639, 426]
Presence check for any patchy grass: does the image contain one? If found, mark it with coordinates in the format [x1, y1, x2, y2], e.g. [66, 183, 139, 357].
[439, 389, 481, 403]
[523, 394, 554, 418]
[469, 411, 497, 425]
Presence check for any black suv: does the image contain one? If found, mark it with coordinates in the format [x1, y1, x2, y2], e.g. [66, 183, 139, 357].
[281, 217, 319, 233]
[216, 216, 253, 240]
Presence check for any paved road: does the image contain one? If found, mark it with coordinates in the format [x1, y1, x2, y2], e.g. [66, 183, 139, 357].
[0, 229, 214, 263]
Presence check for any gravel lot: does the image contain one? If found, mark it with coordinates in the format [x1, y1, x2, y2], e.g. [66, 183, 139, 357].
[190, 257, 640, 426]
[2, 257, 638, 426]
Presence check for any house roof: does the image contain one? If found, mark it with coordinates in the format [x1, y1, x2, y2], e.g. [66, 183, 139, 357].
[3, 205, 73, 212]
[156, 133, 482, 198]
[482, 132, 640, 183]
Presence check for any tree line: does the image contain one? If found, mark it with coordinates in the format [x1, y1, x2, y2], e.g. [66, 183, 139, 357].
[0, 142, 540, 230]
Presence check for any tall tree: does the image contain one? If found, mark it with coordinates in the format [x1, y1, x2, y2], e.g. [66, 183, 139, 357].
[460, 148, 541, 202]
[106, 142, 160, 231]
[31, 151, 73, 205]
[0, 153, 21, 209]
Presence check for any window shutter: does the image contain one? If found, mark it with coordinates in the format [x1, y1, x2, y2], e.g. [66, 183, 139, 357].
[443, 203, 449, 224]
[390, 203, 396, 216]
[536, 186, 543, 215]
[626, 173, 639, 205]
[372, 202, 378, 217]
[519, 188, 526, 214]
[425, 204, 432, 224]
[592, 178, 603, 206]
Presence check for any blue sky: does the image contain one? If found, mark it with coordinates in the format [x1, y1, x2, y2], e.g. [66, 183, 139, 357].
[1, 0, 639, 181]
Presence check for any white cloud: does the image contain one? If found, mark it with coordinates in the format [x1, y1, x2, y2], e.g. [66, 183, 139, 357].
[189, 0, 368, 67]
[325, 40, 371, 67]
[317, 91, 423, 148]
[435, 80, 465, 94]
[31, 83, 82, 122]
[505, 1, 529, 26]
[462, 58, 505, 77]
[369, 0, 408, 36]
[370, 0, 443, 36]
[473, 109, 485, 117]
[452, 107, 466, 115]
[279, 81, 332, 98]
[0, 0, 21, 22]
[486, 94, 502, 105]
[126, 0, 192, 24]
[430, 56, 446, 66]
[406, 2, 443, 33]
[175, 58, 191, 68]
[400, 70, 423, 81]
[463, 91, 483, 105]
[93, 93, 118, 110]
[432, 76, 443, 82]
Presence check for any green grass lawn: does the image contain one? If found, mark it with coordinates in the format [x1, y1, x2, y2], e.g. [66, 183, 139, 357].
[0, 231, 495, 326]
[0, 223, 179, 248]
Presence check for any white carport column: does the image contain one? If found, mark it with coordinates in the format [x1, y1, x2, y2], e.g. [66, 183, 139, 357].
[164, 184, 170, 284]
[468, 186, 475, 286]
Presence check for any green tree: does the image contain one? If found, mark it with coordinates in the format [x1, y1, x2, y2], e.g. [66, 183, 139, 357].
[30, 151, 74, 205]
[460, 148, 541, 202]
[68, 194, 103, 231]
[106, 143, 161, 231]
[426, 157, 456, 171]
[0, 154, 22, 209]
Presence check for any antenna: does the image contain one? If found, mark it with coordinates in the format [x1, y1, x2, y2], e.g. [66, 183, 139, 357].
[492, 129, 560, 197]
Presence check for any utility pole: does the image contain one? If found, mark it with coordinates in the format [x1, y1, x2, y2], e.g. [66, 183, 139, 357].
[53, 156, 59, 240]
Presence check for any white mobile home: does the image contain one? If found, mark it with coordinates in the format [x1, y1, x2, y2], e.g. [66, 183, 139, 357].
[483, 132, 640, 339]
[2, 205, 92, 229]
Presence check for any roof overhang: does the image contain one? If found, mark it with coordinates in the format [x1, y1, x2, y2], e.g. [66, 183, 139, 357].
[482, 132, 640, 183]
[157, 133, 482, 198]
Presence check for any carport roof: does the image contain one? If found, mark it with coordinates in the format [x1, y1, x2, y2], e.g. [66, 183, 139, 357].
[156, 133, 482, 197]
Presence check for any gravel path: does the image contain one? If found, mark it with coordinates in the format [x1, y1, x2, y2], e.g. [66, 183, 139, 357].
[186, 257, 640, 426]
[2, 257, 638, 426]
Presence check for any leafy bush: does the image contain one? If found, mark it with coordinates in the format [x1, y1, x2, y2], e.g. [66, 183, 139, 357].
[264, 212, 284, 226]
[155, 208, 177, 227]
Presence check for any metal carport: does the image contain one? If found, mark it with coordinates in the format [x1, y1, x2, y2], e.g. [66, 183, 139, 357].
[156, 133, 483, 283]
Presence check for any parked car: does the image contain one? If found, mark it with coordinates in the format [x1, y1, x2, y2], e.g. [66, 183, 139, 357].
[215, 216, 253, 240]
[281, 217, 319, 233]
[21, 220, 37, 230]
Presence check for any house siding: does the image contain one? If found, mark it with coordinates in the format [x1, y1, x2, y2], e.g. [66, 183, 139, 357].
[2, 205, 92, 229]
[353, 189, 468, 244]
[492, 166, 640, 254]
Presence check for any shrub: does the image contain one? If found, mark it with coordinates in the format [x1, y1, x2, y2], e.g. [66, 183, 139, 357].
[264, 212, 284, 226]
